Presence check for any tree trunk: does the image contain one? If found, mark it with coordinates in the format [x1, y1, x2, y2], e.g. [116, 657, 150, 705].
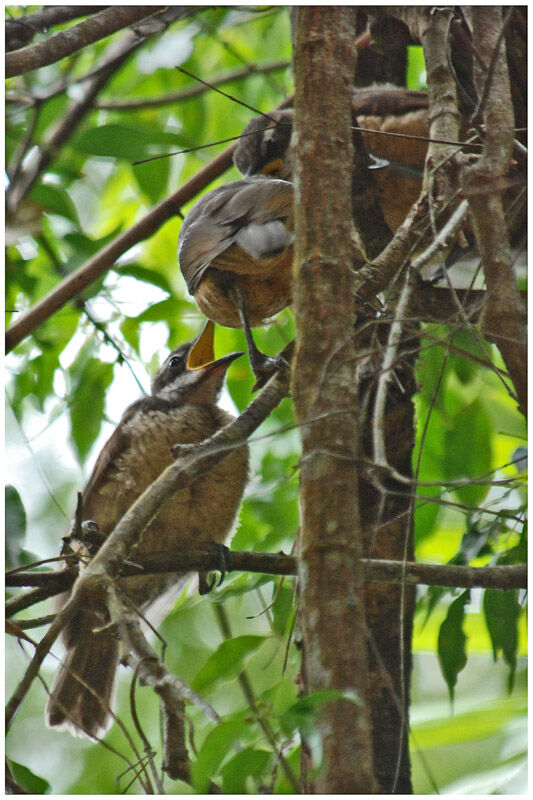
[291, 7, 377, 793]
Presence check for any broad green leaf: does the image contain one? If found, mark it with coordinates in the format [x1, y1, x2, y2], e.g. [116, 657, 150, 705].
[437, 591, 470, 701]
[31, 183, 79, 224]
[443, 398, 493, 505]
[406, 45, 427, 90]
[133, 152, 170, 203]
[117, 263, 173, 295]
[483, 589, 521, 692]
[5, 486, 27, 570]
[221, 747, 272, 793]
[191, 635, 266, 692]
[190, 719, 246, 793]
[280, 688, 359, 737]
[72, 123, 187, 161]
[135, 298, 179, 323]
[69, 359, 114, 462]
[8, 760, 50, 794]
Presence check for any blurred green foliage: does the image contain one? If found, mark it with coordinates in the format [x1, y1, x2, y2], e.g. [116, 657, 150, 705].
[5, 6, 526, 794]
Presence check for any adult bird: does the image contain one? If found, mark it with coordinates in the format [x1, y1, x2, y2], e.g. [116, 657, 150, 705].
[46, 321, 249, 738]
[234, 84, 429, 232]
[178, 176, 294, 389]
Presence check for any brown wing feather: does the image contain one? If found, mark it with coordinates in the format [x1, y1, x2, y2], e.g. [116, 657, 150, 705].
[179, 178, 293, 294]
[81, 402, 140, 513]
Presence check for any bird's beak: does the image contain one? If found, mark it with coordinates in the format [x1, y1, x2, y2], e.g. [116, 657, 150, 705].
[187, 320, 243, 373]
[261, 157, 284, 176]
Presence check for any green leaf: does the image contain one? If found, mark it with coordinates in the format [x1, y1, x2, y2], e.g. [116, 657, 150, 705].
[118, 264, 173, 295]
[280, 689, 358, 738]
[72, 124, 187, 161]
[31, 183, 79, 224]
[133, 156, 170, 203]
[5, 486, 27, 570]
[190, 719, 246, 793]
[135, 298, 178, 323]
[437, 590, 470, 701]
[406, 45, 427, 90]
[8, 760, 50, 794]
[69, 359, 114, 462]
[271, 581, 294, 635]
[443, 398, 493, 505]
[191, 635, 266, 692]
[483, 589, 521, 692]
[221, 747, 272, 793]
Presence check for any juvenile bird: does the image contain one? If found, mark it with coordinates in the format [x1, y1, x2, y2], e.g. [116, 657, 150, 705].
[178, 176, 294, 389]
[46, 322, 249, 737]
[234, 85, 429, 232]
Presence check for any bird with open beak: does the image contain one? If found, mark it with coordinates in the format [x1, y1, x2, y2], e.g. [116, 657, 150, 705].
[47, 321, 249, 738]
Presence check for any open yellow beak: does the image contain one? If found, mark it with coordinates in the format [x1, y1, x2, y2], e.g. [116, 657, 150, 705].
[186, 320, 216, 370]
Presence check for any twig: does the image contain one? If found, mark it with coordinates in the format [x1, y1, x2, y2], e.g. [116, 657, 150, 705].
[372, 269, 415, 469]
[97, 59, 291, 110]
[121, 608, 221, 724]
[213, 603, 300, 792]
[411, 201, 469, 271]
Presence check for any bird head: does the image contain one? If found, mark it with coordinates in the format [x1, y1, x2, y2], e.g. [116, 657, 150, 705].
[151, 321, 242, 406]
[234, 110, 294, 179]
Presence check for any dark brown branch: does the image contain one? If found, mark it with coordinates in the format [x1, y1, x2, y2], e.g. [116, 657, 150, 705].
[6, 553, 527, 594]
[96, 59, 291, 110]
[5, 6, 165, 78]
[6, 7, 109, 52]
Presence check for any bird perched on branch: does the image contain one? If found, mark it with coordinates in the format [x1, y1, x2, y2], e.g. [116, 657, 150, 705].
[46, 322, 249, 738]
[234, 85, 429, 232]
[178, 176, 294, 389]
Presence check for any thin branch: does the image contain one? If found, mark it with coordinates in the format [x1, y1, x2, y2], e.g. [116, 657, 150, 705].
[121, 607, 220, 725]
[6, 551, 527, 610]
[5, 6, 165, 78]
[96, 59, 291, 110]
[372, 269, 415, 469]
[213, 603, 299, 792]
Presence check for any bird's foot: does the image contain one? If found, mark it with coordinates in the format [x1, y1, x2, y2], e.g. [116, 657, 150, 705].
[251, 353, 289, 392]
[198, 543, 234, 595]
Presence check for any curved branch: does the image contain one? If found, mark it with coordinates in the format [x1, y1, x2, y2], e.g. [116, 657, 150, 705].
[96, 59, 291, 110]
[5, 6, 165, 78]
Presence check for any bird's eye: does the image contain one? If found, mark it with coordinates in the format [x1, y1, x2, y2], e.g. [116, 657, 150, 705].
[168, 355, 182, 369]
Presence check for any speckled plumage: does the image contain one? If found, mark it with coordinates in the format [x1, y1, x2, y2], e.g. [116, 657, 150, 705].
[46, 334, 248, 737]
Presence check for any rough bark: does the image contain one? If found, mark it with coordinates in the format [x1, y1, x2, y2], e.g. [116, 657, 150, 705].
[291, 8, 377, 793]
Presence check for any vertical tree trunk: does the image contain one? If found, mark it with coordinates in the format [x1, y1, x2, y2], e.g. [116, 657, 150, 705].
[291, 8, 377, 793]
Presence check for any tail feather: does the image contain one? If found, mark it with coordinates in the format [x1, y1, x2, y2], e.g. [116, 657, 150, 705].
[46, 612, 119, 738]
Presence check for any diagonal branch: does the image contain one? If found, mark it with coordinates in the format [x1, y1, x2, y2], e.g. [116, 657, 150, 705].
[6, 7, 109, 52]
[5, 6, 166, 78]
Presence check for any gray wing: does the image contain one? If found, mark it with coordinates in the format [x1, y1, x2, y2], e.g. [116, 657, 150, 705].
[178, 178, 294, 294]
